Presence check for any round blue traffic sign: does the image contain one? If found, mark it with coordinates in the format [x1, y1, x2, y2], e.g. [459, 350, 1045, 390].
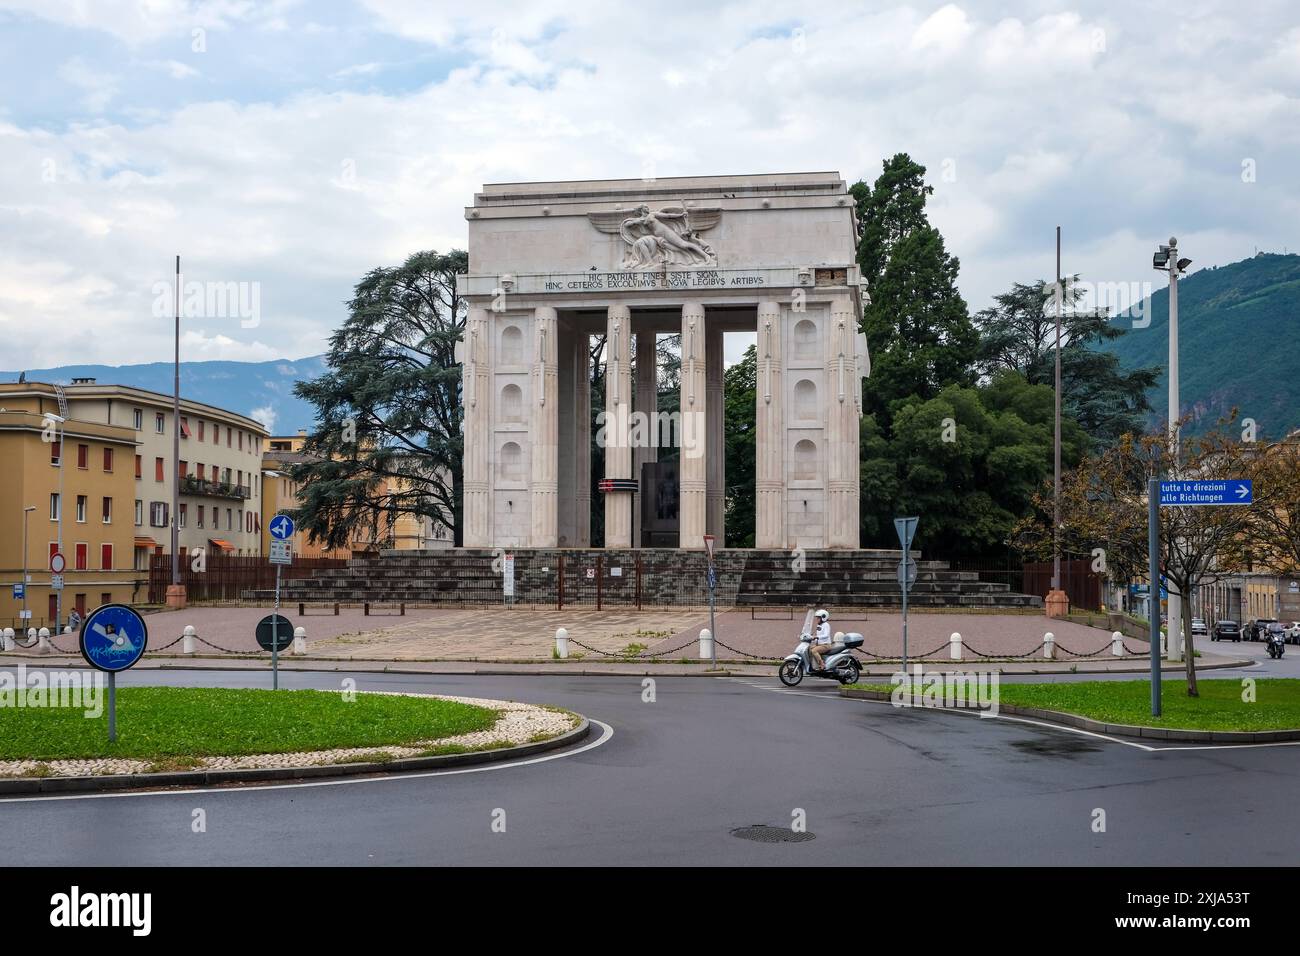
[269, 514, 296, 540]
[79, 604, 148, 672]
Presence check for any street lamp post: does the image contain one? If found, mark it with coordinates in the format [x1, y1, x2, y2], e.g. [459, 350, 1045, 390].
[21, 505, 35, 625]
[166, 255, 187, 609]
[46, 412, 67, 632]
[1153, 237, 1192, 660]
[1045, 226, 1069, 619]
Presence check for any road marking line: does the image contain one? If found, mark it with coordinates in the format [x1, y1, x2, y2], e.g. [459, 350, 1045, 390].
[0, 720, 615, 804]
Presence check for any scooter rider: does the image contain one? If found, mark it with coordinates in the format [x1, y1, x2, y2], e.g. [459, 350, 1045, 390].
[809, 609, 832, 671]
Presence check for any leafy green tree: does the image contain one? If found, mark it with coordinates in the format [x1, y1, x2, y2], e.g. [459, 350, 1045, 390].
[975, 278, 1158, 446]
[291, 250, 466, 549]
[723, 345, 757, 546]
[852, 155, 980, 424]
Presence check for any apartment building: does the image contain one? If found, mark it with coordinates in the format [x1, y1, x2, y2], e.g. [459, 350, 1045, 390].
[0, 382, 141, 627]
[59, 380, 269, 565]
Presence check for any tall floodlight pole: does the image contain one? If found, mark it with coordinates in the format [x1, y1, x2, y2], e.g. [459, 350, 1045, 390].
[1153, 237, 1189, 660]
[172, 256, 181, 593]
[1052, 226, 1063, 593]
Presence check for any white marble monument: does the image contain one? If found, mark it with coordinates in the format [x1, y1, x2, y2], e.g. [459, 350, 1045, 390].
[458, 172, 869, 550]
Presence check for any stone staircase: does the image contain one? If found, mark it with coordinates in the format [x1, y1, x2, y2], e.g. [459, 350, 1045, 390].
[273, 548, 1042, 610]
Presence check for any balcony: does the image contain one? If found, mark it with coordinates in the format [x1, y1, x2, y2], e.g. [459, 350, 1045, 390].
[180, 476, 250, 500]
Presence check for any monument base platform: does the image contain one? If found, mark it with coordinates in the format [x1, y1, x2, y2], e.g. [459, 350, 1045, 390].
[277, 549, 1043, 611]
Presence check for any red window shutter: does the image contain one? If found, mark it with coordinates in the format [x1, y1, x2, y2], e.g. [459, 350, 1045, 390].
[75, 543, 87, 570]
[100, 544, 112, 570]
[135, 454, 142, 478]
[103, 447, 113, 471]
[51, 440, 61, 464]
[155, 458, 164, 482]
[49, 542, 59, 562]
[77, 444, 88, 468]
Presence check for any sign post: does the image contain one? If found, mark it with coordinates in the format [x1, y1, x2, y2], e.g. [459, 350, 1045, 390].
[894, 517, 919, 674]
[268, 514, 296, 690]
[1151, 479, 1254, 716]
[703, 534, 717, 669]
[79, 603, 149, 743]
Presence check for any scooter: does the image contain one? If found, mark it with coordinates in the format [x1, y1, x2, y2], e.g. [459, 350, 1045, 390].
[779, 628, 864, 686]
[1267, 629, 1286, 659]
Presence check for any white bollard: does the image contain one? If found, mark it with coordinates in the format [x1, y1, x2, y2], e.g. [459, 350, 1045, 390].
[292, 626, 307, 656]
[2, 627, 13, 651]
[1044, 631, 1055, 660]
[183, 625, 197, 655]
[1111, 630, 1124, 657]
[63, 625, 72, 634]
[37, 626, 52, 655]
[950, 631, 962, 661]
[699, 628, 714, 661]
[554, 627, 569, 659]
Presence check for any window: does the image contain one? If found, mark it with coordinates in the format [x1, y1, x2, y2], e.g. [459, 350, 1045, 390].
[155, 457, 164, 482]
[149, 502, 168, 528]
[226, 508, 232, 530]
[179, 503, 187, 529]
[100, 544, 112, 570]
[155, 412, 165, 434]
[76, 495, 87, 523]
[179, 460, 188, 478]
[198, 420, 205, 441]
[238, 431, 243, 450]
[213, 424, 220, 444]
[227, 428, 232, 448]
[101, 497, 112, 524]
[74, 543, 87, 571]
[50, 493, 60, 520]
[49, 542, 58, 563]
[133, 408, 142, 430]
[77, 443, 88, 468]
[101, 592, 112, 606]
[237, 469, 242, 487]
[180, 416, 191, 438]
[103, 447, 113, 472]
[197, 505, 205, 529]
[135, 500, 143, 526]
[135, 454, 142, 479]
[50, 439, 61, 465]
[197, 463, 205, 480]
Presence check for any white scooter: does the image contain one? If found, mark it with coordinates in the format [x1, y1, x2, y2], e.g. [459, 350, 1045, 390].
[779, 611, 864, 686]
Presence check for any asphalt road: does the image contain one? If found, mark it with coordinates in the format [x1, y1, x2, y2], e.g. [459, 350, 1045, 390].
[2, 668, 1297, 866]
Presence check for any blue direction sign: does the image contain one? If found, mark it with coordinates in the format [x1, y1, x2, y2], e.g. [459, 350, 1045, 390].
[12, 583, 23, 599]
[706, 566, 717, 591]
[1160, 479, 1253, 507]
[79, 604, 148, 672]
[269, 513, 296, 540]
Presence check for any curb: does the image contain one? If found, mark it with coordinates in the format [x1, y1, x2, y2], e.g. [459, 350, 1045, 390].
[0, 718, 592, 796]
[838, 688, 1300, 744]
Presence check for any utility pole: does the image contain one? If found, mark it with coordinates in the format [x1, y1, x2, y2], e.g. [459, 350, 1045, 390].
[1154, 237, 1189, 661]
[21, 505, 35, 625]
[1045, 227, 1068, 619]
[167, 255, 186, 609]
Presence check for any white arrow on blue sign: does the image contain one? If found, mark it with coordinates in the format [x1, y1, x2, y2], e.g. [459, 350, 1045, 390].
[269, 514, 296, 539]
[1159, 480, 1252, 507]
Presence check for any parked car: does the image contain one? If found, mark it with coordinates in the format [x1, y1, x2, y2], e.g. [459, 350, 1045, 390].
[1286, 622, 1300, 645]
[1213, 620, 1241, 642]
[1246, 618, 1278, 641]
[1191, 618, 1208, 638]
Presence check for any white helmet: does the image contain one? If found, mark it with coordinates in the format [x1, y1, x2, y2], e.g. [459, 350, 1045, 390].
[814, 609, 829, 621]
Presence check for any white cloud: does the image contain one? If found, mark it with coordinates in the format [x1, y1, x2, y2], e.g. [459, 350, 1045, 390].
[248, 403, 277, 431]
[58, 57, 120, 112]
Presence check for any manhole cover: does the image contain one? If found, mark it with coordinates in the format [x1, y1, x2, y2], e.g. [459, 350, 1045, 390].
[731, 825, 815, 844]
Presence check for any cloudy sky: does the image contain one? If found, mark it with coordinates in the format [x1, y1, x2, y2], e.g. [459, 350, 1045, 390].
[1, 0, 1297, 370]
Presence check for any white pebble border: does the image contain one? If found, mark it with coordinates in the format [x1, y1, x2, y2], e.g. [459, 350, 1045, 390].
[0, 692, 578, 778]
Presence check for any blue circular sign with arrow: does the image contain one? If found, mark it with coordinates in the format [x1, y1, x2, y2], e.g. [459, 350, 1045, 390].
[79, 604, 148, 672]
[269, 513, 296, 540]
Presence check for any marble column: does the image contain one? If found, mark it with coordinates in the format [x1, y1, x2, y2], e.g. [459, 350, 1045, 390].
[679, 302, 707, 549]
[529, 306, 558, 547]
[573, 331, 592, 547]
[462, 307, 492, 547]
[604, 304, 633, 547]
[826, 296, 860, 549]
[755, 300, 784, 548]
[633, 330, 658, 548]
[705, 322, 725, 546]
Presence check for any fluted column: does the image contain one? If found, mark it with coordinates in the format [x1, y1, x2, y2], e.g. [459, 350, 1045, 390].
[679, 302, 707, 549]
[705, 322, 725, 546]
[462, 307, 492, 547]
[604, 304, 633, 547]
[826, 296, 859, 549]
[755, 300, 785, 548]
[633, 330, 658, 548]
[573, 331, 592, 547]
[530, 306, 558, 547]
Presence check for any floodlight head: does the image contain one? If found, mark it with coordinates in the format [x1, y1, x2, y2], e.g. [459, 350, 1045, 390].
[1152, 248, 1170, 269]
[1176, 257, 1192, 272]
